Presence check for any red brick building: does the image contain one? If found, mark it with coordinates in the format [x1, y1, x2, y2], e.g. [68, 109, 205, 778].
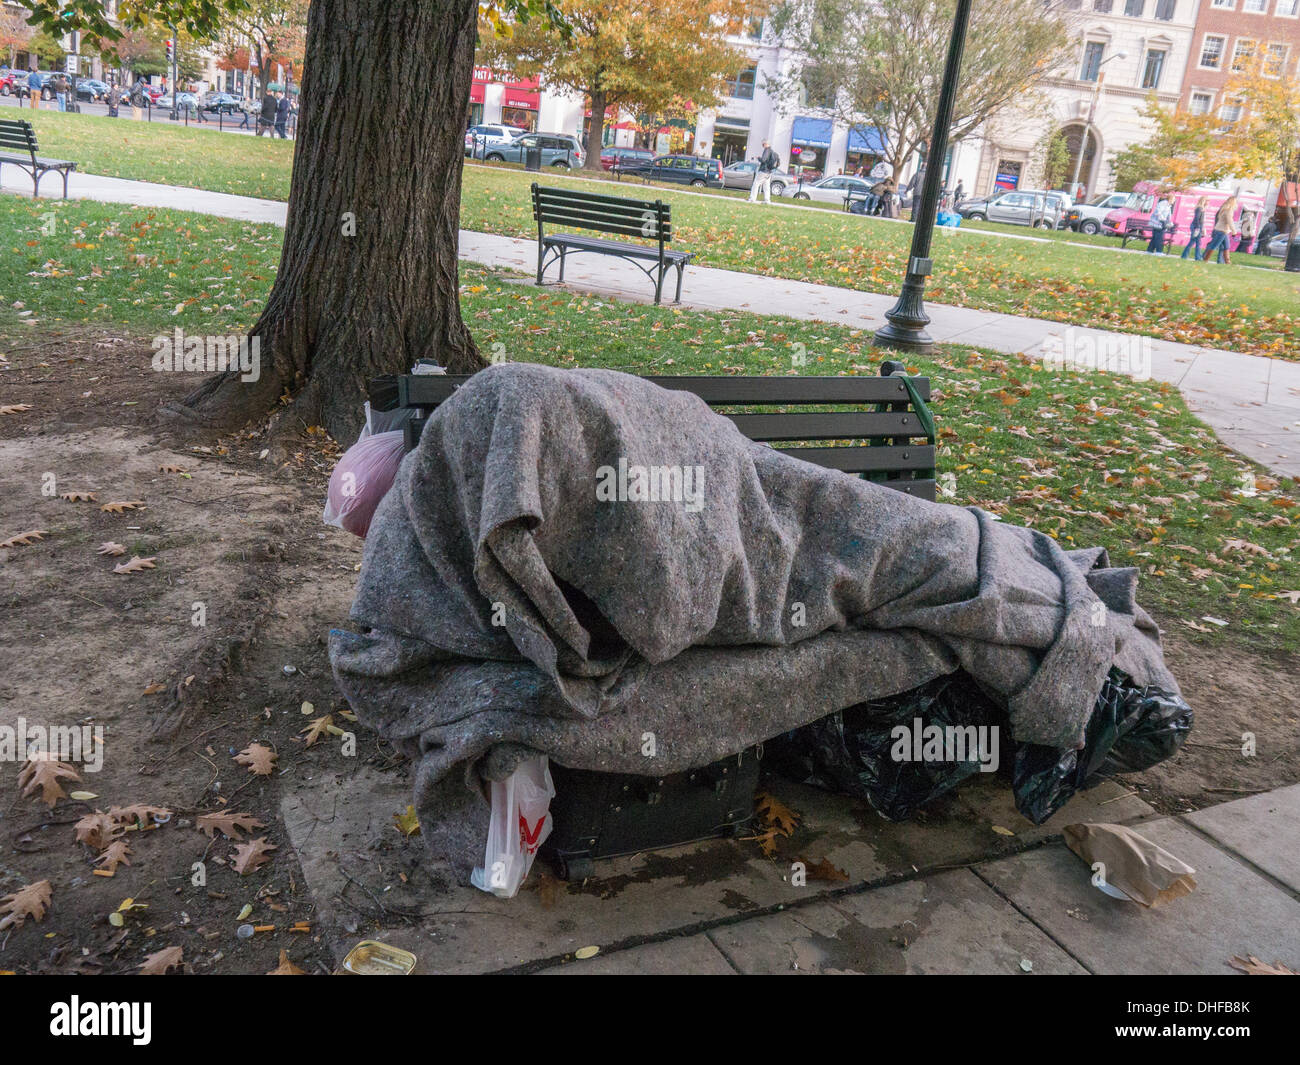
[1180, 0, 1300, 119]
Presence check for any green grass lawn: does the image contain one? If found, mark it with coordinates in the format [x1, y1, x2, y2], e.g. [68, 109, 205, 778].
[3, 195, 1297, 654]
[14, 110, 1299, 362]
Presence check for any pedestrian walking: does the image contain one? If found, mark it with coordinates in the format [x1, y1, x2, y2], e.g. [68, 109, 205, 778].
[256, 92, 277, 136]
[953, 180, 965, 204]
[1146, 193, 1173, 254]
[1237, 209, 1256, 254]
[1255, 216, 1278, 254]
[1181, 196, 1207, 260]
[49, 71, 69, 112]
[1202, 195, 1239, 265]
[274, 92, 290, 139]
[237, 96, 254, 130]
[748, 140, 781, 204]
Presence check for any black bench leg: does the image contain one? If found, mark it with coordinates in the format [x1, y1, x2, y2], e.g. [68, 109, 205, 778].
[61, 169, 70, 200]
[653, 263, 665, 305]
[674, 262, 685, 303]
[558, 247, 567, 283]
[536, 243, 546, 286]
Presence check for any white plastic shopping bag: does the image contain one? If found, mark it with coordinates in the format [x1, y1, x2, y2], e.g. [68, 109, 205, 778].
[470, 755, 556, 898]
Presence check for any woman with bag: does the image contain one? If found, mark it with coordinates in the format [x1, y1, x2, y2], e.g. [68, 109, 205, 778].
[1202, 195, 1239, 265]
[1146, 193, 1173, 254]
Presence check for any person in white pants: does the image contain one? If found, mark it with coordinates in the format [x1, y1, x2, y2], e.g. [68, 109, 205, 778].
[748, 140, 780, 205]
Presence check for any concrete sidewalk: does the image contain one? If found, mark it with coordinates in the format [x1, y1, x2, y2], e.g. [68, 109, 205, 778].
[5, 168, 1297, 477]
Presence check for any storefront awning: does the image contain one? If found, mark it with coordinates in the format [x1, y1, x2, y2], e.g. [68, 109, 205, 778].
[848, 125, 887, 153]
[791, 116, 832, 149]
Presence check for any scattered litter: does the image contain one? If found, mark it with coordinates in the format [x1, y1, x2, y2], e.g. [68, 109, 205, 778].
[1064, 823, 1196, 908]
[575, 946, 600, 960]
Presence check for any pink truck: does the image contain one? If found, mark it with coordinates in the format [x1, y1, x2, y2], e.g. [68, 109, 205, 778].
[1102, 181, 1265, 246]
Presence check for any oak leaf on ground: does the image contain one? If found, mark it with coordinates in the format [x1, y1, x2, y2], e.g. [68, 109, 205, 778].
[300, 714, 334, 747]
[0, 880, 52, 931]
[59, 491, 97, 502]
[18, 758, 81, 806]
[1, 530, 48, 548]
[139, 946, 184, 975]
[234, 743, 277, 776]
[802, 857, 850, 883]
[230, 836, 277, 875]
[195, 811, 266, 840]
[266, 949, 307, 975]
[74, 810, 122, 851]
[113, 556, 156, 575]
[94, 840, 132, 874]
[100, 501, 146, 514]
[97, 542, 126, 556]
[1228, 955, 1297, 976]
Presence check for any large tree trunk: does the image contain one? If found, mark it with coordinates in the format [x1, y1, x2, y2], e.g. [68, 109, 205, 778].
[176, 0, 486, 443]
[584, 88, 607, 171]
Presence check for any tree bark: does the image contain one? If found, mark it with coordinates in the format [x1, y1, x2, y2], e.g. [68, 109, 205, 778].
[175, 0, 486, 443]
[584, 87, 607, 171]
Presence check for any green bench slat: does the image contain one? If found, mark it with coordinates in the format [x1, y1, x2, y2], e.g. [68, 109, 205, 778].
[783, 444, 934, 473]
[541, 215, 672, 241]
[535, 187, 666, 212]
[725, 411, 927, 441]
[543, 234, 689, 261]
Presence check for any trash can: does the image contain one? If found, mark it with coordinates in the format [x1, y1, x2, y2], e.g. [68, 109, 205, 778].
[1286, 234, 1300, 274]
[525, 145, 542, 172]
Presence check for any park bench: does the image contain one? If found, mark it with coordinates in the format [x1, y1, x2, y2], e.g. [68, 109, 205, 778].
[0, 118, 76, 199]
[369, 361, 938, 502]
[531, 182, 694, 305]
[1120, 217, 1179, 253]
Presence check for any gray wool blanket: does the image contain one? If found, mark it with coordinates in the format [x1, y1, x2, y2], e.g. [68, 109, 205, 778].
[329, 363, 1178, 879]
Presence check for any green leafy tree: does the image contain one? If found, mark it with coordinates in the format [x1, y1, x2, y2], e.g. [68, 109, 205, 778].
[1109, 95, 1229, 192]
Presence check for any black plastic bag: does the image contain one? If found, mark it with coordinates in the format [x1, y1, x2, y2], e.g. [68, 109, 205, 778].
[765, 672, 1005, 821]
[768, 668, 1191, 825]
[1012, 669, 1193, 824]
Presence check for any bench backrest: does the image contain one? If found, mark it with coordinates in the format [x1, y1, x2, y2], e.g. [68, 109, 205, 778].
[373, 369, 937, 501]
[0, 119, 37, 159]
[532, 183, 672, 244]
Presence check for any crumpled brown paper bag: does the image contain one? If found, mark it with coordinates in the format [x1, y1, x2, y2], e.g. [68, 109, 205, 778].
[1063, 823, 1197, 908]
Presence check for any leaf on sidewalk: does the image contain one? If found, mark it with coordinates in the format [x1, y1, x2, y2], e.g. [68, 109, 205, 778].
[0, 880, 52, 931]
[802, 857, 850, 882]
[1228, 955, 1297, 976]
[755, 792, 800, 836]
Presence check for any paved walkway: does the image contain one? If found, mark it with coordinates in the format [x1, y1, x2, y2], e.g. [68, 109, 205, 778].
[6, 168, 1297, 477]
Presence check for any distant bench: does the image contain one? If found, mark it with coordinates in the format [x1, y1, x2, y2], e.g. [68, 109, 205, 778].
[370, 361, 938, 501]
[0, 118, 76, 198]
[532, 182, 694, 305]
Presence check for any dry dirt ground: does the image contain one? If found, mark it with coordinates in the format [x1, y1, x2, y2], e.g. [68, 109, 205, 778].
[1, 334, 1297, 974]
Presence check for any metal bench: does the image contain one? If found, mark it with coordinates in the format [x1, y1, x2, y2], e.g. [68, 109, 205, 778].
[531, 182, 694, 305]
[0, 118, 76, 198]
[370, 361, 937, 501]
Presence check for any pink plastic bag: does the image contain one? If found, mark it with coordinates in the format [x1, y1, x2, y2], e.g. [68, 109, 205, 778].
[322, 430, 405, 538]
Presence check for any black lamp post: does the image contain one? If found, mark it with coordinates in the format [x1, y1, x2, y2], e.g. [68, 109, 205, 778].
[874, 0, 974, 354]
[169, 25, 179, 121]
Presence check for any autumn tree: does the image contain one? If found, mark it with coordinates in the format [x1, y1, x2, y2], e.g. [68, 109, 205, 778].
[19, 0, 567, 442]
[766, 0, 1074, 179]
[0, 7, 35, 68]
[1217, 63, 1300, 240]
[477, 0, 759, 171]
[1109, 94, 1229, 192]
[227, 0, 308, 93]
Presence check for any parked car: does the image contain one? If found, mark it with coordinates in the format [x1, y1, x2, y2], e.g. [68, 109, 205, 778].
[599, 146, 655, 172]
[615, 153, 725, 188]
[75, 78, 111, 102]
[1100, 181, 1266, 243]
[720, 159, 795, 196]
[781, 174, 874, 204]
[958, 189, 1071, 228]
[0, 70, 19, 96]
[479, 131, 585, 169]
[202, 92, 242, 114]
[1063, 191, 1129, 234]
[464, 123, 521, 156]
[154, 92, 201, 112]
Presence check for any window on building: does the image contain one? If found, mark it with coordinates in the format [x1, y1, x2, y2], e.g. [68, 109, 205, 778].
[1265, 42, 1289, 75]
[1219, 100, 1244, 126]
[746, 18, 764, 39]
[1279, 0, 1300, 16]
[1232, 39, 1258, 71]
[1189, 91, 1213, 114]
[1154, 0, 1176, 18]
[1093, 0, 1113, 10]
[1210, 0, 1234, 8]
[1142, 49, 1167, 87]
[1123, 0, 1144, 14]
[726, 66, 756, 100]
[1081, 41, 1106, 81]
[1199, 35, 1226, 68]
[1243, 0, 1267, 10]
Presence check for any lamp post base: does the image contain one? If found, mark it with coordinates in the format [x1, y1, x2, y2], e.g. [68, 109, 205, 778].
[873, 273, 935, 354]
